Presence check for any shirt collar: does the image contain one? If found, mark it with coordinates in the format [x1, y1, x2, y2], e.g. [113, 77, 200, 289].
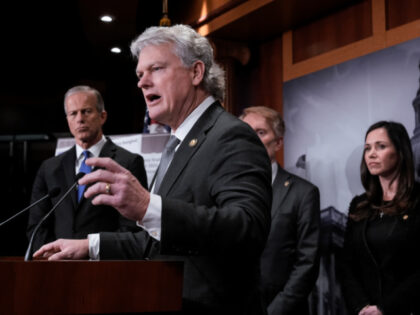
[271, 162, 278, 184]
[172, 96, 215, 143]
[75, 135, 107, 159]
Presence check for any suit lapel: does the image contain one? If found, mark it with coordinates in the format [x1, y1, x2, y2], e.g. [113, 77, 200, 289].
[271, 165, 292, 218]
[99, 138, 117, 159]
[158, 102, 224, 197]
[62, 146, 79, 210]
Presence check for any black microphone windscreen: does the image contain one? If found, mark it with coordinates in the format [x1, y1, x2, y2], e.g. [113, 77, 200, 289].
[48, 187, 61, 197]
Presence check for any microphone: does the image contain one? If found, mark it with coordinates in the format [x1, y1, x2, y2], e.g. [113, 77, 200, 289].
[0, 187, 60, 228]
[24, 172, 86, 261]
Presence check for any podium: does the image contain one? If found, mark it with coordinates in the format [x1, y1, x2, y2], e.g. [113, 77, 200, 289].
[0, 258, 183, 314]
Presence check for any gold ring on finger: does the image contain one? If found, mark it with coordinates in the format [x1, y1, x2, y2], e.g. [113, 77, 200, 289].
[105, 183, 111, 195]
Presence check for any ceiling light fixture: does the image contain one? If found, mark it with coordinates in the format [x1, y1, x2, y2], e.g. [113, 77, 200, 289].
[100, 15, 113, 23]
[111, 47, 122, 54]
[160, 0, 171, 26]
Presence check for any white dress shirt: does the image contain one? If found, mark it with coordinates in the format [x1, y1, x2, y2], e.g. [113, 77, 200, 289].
[75, 135, 106, 174]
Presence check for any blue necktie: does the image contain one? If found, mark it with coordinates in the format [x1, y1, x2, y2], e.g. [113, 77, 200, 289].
[77, 150, 92, 202]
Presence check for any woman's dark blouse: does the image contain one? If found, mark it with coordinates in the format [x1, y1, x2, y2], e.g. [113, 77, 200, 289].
[340, 183, 420, 315]
[366, 214, 395, 264]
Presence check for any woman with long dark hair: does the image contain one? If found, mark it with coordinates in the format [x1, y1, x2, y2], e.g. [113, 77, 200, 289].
[341, 121, 420, 315]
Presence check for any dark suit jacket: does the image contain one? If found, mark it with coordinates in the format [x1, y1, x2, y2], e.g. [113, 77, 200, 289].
[340, 185, 420, 315]
[99, 102, 272, 314]
[27, 138, 148, 252]
[260, 166, 320, 315]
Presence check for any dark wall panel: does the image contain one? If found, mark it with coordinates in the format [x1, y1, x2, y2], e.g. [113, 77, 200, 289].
[292, 0, 372, 62]
[386, 0, 420, 30]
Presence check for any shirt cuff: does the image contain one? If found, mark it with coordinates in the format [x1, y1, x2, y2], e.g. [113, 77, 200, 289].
[137, 193, 162, 240]
[88, 233, 100, 260]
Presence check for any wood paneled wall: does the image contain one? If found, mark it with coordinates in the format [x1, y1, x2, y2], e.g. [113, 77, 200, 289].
[283, 0, 420, 81]
[193, 0, 420, 164]
[174, 0, 273, 36]
[252, 38, 284, 165]
[386, 0, 420, 29]
[292, 1, 372, 63]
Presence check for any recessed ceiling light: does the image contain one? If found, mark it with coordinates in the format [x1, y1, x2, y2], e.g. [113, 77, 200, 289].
[100, 15, 113, 23]
[111, 47, 121, 54]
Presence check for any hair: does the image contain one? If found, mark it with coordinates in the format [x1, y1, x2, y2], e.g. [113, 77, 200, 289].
[63, 85, 105, 114]
[352, 120, 416, 220]
[130, 24, 225, 101]
[240, 106, 285, 139]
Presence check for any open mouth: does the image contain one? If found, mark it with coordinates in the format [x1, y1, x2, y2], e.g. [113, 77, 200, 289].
[146, 94, 161, 102]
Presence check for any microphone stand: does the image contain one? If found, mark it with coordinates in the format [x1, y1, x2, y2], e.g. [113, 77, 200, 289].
[0, 188, 60, 228]
[25, 173, 85, 261]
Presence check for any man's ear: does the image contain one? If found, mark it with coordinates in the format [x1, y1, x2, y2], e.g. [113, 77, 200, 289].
[274, 136, 283, 153]
[100, 110, 107, 126]
[191, 60, 205, 86]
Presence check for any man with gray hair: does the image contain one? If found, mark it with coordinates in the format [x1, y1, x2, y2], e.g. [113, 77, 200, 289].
[27, 85, 148, 253]
[34, 25, 272, 314]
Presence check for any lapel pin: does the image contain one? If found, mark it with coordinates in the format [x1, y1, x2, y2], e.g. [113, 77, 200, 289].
[403, 214, 408, 220]
[284, 181, 289, 187]
[189, 138, 198, 147]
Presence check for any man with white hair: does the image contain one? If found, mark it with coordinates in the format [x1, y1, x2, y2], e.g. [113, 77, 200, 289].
[35, 25, 272, 314]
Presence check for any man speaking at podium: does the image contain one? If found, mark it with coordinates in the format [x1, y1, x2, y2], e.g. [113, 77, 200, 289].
[27, 85, 148, 253]
[35, 25, 272, 315]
